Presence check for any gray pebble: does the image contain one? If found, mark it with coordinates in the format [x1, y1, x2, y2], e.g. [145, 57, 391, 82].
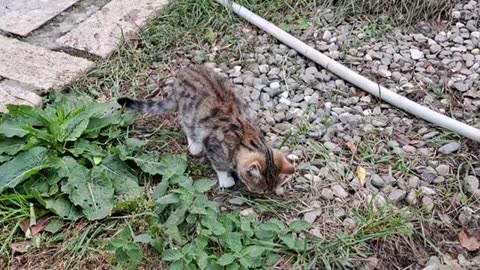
[435, 164, 450, 176]
[258, 64, 269, 74]
[406, 190, 418, 205]
[464, 175, 479, 194]
[332, 184, 349, 199]
[408, 176, 420, 189]
[419, 186, 436, 196]
[422, 196, 434, 212]
[321, 188, 335, 200]
[388, 189, 407, 203]
[324, 141, 342, 153]
[420, 171, 437, 183]
[303, 209, 322, 224]
[438, 142, 461, 154]
[228, 197, 245, 206]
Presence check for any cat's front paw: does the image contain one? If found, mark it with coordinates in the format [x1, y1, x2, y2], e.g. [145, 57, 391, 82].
[218, 175, 235, 189]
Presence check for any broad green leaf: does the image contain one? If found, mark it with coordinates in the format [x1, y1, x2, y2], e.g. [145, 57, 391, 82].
[165, 204, 187, 227]
[156, 194, 179, 205]
[162, 249, 183, 261]
[153, 180, 170, 200]
[62, 164, 115, 220]
[189, 196, 209, 215]
[17, 176, 50, 196]
[226, 263, 241, 270]
[51, 156, 79, 179]
[240, 217, 254, 237]
[265, 253, 281, 266]
[44, 195, 82, 221]
[0, 116, 31, 137]
[58, 102, 111, 142]
[197, 251, 209, 269]
[84, 116, 121, 138]
[134, 234, 153, 244]
[186, 214, 198, 224]
[159, 154, 187, 180]
[173, 175, 193, 188]
[279, 234, 296, 249]
[69, 139, 106, 157]
[120, 111, 136, 127]
[165, 225, 183, 245]
[168, 261, 184, 270]
[0, 137, 26, 155]
[193, 179, 217, 193]
[289, 219, 311, 232]
[221, 232, 243, 253]
[129, 153, 162, 175]
[254, 228, 277, 241]
[243, 246, 265, 258]
[262, 219, 286, 232]
[239, 257, 253, 268]
[6, 104, 50, 126]
[217, 253, 235, 266]
[112, 241, 143, 270]
[293, 238, 307, 251]
[83, 102, 123, 137]
[100, 154, 142, 199]
[21, 126, 55, 144]
[0, 155, 13, 163]
[150, 238, 164, 253]
[201, 216, 226, 236]
[0, 146, 48, 191]
[131, 153, 187, 179]
[44, 218, 64, 234]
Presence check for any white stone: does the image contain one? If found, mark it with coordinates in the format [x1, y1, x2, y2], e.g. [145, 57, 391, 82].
[0, 80, 42, 113]
[0, 36, 93, 90]
[56, 0, 170, 58]
[410, 49, 424, 60]
[0, 0, 79, 36]
[378, 68, 392, 78]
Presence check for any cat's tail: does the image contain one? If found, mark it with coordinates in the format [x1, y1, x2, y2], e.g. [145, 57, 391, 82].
[117, 97, 177, 114]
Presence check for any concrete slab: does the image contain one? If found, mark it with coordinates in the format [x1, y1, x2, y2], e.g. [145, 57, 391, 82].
[0, 80, 43, 113]
[24, 0, 110, 50]
[0, 0, 80, 36]
[0, 36, 94, 92]
[56, 0, 170, 58]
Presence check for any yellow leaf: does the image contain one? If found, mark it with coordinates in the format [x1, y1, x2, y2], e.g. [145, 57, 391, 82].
[356, 166, 367, 187]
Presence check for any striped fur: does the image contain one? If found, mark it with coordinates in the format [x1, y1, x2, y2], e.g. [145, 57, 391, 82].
[118, 65, 294, 195]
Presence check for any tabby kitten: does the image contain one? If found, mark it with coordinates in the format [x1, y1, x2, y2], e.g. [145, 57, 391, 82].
[117, 65, 294, 195]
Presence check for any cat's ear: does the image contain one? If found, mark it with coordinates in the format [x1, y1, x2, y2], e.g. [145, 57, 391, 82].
[273, 149, 295, 175]
[247, 161, 262, 178]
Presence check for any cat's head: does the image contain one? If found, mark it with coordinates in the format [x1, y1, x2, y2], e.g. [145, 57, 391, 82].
[236, 148, 295, 195]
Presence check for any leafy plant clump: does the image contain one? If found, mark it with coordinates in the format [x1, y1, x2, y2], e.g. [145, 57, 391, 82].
[109, 161, 315, 270]
[0, 93, 173, 221]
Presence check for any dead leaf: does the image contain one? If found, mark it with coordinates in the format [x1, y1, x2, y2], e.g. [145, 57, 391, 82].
[31, 216, 52, 236]
[356, 166, 367, 187]
[20, 216, 52, 237]
[96, 94, 108, 103]
[10, 242, 31, 253]
[459, 228, 480, 251]
[354, 90, 367, 97]
[345, 141, 357, 153]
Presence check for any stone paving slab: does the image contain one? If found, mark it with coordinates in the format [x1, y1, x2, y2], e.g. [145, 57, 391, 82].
[56, 0, 170, 58]
[0, 36, 94, 91]
[0, 0, 80, 36]
[0, 80, 42, 113]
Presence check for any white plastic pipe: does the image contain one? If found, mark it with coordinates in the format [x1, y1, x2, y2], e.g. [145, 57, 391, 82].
[216, 0, 480, 143]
